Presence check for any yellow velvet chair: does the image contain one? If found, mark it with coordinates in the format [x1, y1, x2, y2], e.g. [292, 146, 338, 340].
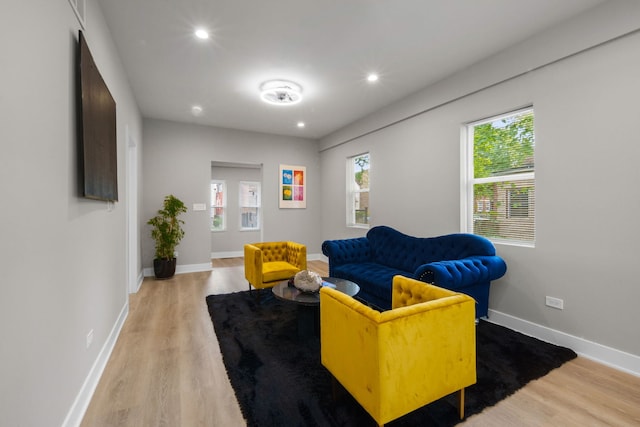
[320, 275, 476, 426]
[244, 241, 307, 290]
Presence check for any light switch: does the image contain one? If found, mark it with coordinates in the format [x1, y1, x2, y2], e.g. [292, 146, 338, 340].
[192, 203, 207, 211]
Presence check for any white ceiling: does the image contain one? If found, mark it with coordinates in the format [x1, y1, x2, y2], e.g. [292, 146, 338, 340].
[98, 0, 606, 139]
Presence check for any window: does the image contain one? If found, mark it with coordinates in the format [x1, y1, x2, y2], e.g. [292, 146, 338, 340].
[507, 188, 529, 218]
[239, 181, 261, 230]
[347, 153, 370, 227]
[477, 199, 491, 213]
[211, 180, 226, 231]
[463, 108, 535, 245]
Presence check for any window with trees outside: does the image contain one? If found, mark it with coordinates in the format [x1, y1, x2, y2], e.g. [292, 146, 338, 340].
[464, 108, 535, 245]
[347, 153, 370, 227]
[239, 181, 261, 230]
[211, 180, 226, 231]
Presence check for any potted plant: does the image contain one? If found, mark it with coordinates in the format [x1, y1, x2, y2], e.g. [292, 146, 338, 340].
[147, 194, 187, 279]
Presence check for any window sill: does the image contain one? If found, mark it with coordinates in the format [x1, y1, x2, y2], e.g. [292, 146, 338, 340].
[347, 224, 370, 230]
[491, 238, 535, 249]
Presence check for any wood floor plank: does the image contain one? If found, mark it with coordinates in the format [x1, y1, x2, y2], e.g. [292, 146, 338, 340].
[81, 259, 640, 427]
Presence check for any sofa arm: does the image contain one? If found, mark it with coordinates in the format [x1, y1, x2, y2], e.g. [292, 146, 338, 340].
[244, 244, 263, 285]
[321, 237, 371, 267]
[415, 256, 507, 290]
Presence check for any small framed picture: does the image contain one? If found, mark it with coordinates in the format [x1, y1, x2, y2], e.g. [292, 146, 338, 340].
[279, 164, 306, 208]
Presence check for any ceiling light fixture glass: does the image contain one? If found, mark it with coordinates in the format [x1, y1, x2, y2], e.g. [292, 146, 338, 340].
[367, 73, 379, 83]
[194, 28, 209, 40]
[191, 105, 203, 116]
[260, 80, 303, 106]
[297, 121, 305, 128]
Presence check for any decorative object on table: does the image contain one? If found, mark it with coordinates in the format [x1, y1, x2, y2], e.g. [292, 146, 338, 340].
[293, 270, 322, 293]
[147, 194, 187, 279]
[205, 289, 577, 427]
[244, 241, 307, 290]
[279, 164, 306, 208]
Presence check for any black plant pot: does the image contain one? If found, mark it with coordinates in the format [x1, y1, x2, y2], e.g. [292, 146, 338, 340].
[153, 258, 177, 279]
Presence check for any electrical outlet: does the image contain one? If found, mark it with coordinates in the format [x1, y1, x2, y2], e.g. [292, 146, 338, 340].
[545, 296, 564, 310]
[86, 329, 94, 349]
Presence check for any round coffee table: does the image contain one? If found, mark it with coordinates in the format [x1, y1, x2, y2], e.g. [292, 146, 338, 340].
[272, 277, 359, 338]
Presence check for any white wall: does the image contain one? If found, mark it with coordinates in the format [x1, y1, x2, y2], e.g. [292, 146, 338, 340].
[319, 1, 640, 367]
[0, 0, 142, 425]
[142, 119, 322, 271]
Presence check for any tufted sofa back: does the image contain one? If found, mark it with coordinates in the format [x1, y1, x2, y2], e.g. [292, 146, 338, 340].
[254, 241, 304, 265]
[367, 226, 496, 273]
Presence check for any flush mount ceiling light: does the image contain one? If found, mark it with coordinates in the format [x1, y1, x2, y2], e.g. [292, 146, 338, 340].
[191, 105, 203, 116]
[260, 80, 303, 106]
[367, 73, 379, 83]
[194, 28, 209, 40]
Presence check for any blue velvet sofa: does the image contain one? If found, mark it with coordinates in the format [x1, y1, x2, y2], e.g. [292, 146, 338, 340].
[321, 226, 507, 318]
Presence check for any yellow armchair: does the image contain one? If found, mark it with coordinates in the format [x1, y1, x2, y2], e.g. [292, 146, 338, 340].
[320, 275, 476, 426]
[244, 241, 307, 290]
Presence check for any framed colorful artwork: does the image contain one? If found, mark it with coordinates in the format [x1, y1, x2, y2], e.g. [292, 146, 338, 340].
[279, 164, 306, 208]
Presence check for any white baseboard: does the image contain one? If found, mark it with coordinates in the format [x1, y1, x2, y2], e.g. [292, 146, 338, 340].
[129, 271, 144, 294]
[176, 263, 213, 274]
[136, 271, 144, 290]
[307, 253, 323, 261]
[143, 263, 213, 277]
[61, 301, 129, 427]
[488, 309, 640, 377]
[211, 251, 243, 259]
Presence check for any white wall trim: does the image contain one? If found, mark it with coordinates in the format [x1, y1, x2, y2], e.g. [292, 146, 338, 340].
[61, 301, 129, 427]
[143, 263, 213, 277]
[176, 263, 212, 274]
[488, 309, 640, 378]
[307, 252, 323, 261]
[211, 251, 243, 259]
[131, 271, 144, 294]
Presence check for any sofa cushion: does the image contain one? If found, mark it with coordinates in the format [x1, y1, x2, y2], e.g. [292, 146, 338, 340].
[332, 262, 408, 304]
[262, 261, 300, 283]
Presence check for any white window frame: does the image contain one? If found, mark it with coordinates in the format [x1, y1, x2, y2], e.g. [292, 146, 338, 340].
[346, 152, 370, 228]
[239, 181, 261, 231]
[461, 107, 535, 247]
[211, 180, 226, 232]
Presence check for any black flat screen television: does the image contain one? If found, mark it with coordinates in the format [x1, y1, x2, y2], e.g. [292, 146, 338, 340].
[78, 30, 118, 202]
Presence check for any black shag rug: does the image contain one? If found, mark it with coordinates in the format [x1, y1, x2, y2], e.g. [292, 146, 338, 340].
[206, 290, 576, 426]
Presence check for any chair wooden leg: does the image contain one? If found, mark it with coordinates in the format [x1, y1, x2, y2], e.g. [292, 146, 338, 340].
[458, 388, 465, 419]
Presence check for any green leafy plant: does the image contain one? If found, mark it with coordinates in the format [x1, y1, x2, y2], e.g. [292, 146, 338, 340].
[147, 194, 187, 260]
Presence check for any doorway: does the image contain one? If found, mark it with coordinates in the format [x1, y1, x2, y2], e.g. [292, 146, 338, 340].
[210, 162, 263, 259]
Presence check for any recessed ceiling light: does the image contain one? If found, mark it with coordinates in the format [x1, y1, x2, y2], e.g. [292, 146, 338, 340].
[191, 105, 203, 116]
[194, 28, 209, 40]
[367, 73, 379, 83]
[260, 80, 303, 106]
[297, 122, 305, 128]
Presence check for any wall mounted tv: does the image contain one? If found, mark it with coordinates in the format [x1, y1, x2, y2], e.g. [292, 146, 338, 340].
[78, 30, 118, 202]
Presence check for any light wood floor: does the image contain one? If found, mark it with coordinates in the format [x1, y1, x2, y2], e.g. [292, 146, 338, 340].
[81, 259, 640, 426]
